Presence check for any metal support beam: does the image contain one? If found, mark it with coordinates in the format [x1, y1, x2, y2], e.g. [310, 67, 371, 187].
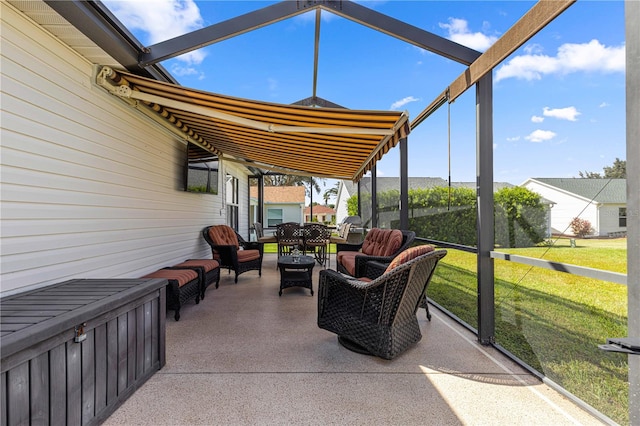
[258, 175, 264, 226]
[625, 1, 640, 423]
[448, 0, 576, 103]
[320, 1, 479, 65]
[400, 137, 409, 230]
[139, 1, 309, 65]
[140, 0, 479, 67]
[291, 96, 345, 109]
[371, 166, 377, 229]
[476, 74, 495, 345]
[44, 0, 175, 82]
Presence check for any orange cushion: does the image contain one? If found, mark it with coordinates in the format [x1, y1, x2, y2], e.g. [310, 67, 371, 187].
[237, 249, 260, 262]
[337, 251, 359, 276]
[384, 245, 434, 274]
[361, 228, 403, 256]
[143, 269, 198, 287]
[208, 225, 239, 248]
[174, 259, 220, 272]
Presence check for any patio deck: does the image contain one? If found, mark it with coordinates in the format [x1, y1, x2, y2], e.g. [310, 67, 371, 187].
[104, 253, 603, 425]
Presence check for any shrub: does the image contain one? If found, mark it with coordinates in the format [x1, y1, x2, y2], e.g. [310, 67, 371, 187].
[570, 217, 594, 237]
[346, 185, 548, 247]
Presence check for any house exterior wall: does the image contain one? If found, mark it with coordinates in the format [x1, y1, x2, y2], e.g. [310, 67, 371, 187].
[0, 4, 233, 295]
[305, 212, 334, 223]
[598, 203, 627, 236]
[265, 203, 304, 227]
[335, 181, 352, 224]
[523, 180, 600, 236]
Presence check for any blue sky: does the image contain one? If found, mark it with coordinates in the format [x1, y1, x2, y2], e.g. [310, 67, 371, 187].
[103, 0, 626, 194]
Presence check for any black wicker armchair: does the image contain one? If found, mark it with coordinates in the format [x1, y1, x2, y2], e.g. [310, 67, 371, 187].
[203, 225, 263, 283]
[317, 248, 447, 360]
[336, 228, 415, 279]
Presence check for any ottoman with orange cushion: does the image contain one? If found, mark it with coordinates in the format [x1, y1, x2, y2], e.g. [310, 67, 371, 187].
[171, 259, 221, 298]
[142, 268, 200, 321]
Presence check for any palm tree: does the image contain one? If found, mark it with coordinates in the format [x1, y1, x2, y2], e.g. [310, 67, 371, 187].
[264, 175, 325, 197]
[323, 181, 339, 205]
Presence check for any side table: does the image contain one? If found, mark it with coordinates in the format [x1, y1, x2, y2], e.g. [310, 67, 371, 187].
[277, 255, 315, 296]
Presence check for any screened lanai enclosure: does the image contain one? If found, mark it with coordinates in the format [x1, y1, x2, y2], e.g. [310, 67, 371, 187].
[2, 0, 638, 424]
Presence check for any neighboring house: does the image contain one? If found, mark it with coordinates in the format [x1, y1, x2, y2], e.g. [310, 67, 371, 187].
[304, 205, 336, 224]
[521, 178, 627, 237]
[249, 186, 305, 229]
[335, 177, 514, 225]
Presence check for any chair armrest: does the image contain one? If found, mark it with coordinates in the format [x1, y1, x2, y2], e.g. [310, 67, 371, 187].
[336, 242, 363, 253]
[363, 260, 389, 280]
[319, 269, 375, 289]
[241, 240, 264, 254]
[210, 244, 238, 264]
[354, 254, 395, 278]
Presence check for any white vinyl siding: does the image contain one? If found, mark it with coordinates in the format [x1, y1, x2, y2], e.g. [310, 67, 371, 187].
[0, 4, 231, 294]
[523, 180, 600, 236]
[599, 204, 627, 235]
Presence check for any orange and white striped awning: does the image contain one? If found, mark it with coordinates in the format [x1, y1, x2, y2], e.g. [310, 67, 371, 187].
[97, 66, 409, 181]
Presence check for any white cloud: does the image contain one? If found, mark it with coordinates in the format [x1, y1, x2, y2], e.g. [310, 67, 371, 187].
[439, 18, 498, 52]
[506, 136, 520, 142]
[103, 0, 206, 65]
[543, 106, 580, 121]
[267, 78, 278, 92]
[525, 129, 556, 143]
[531, 116, 544, 123]
[390, 96, 420, 110]
[496, 39, 625, 82]
[599, 102, 610, 108]
[170, 64, 205, 80]
[523, 43, 544, 55]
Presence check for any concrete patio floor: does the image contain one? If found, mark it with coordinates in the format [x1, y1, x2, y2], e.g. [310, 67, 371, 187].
[104, 254, 605, 425]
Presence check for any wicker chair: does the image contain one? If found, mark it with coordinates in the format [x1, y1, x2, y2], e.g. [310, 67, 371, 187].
[275, 222, 302, 258]
[317, 248, 447, 359]
[202, 225, 263, 283]
[301, 223, 330, 265]
[336, 228, 416, 279]
[363, 245, 437, 321]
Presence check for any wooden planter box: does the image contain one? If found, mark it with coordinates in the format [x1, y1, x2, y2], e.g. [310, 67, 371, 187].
[1, 278, 167, 425]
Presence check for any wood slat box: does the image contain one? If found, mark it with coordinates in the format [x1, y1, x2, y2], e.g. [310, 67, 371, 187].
[0, 278, 167, 425]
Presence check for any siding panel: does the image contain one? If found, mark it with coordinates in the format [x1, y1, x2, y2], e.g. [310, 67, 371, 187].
[1, 3, 234, 294]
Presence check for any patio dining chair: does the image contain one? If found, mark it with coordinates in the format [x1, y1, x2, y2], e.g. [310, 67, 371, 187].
[317, 247, 447, 360]
[275, 222, 302, 258]
[301, 223, 330, 266]
[253, 222, 264, 239]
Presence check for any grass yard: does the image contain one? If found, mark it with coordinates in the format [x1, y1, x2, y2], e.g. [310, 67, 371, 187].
[428, 237, 629, 424]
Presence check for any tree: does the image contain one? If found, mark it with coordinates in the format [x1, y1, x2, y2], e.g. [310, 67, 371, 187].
[603, 158, 626, 178]
[579, 158, 626, 178]
[578, 171, 602, 178]
[263, 175, 325, 197]
[323, 182, 339, 205]
[569, 217, 593, 238]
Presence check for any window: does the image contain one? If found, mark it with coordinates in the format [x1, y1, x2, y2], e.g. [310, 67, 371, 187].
[619, 207, 627, 227]
[226, 174, 239, 230]
[267, 208, 283, 227]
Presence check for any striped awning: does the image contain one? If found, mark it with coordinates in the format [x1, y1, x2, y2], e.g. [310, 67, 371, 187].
[96, 66, 409, 181]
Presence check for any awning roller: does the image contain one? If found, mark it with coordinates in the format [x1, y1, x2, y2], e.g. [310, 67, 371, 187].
[97, 66, 409, 181]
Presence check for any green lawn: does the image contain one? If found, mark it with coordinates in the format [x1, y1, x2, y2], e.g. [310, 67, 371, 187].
[428, 237, 629, 424]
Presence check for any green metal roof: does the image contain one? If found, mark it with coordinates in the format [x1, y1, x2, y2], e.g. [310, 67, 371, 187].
[533, 178, 626, 203]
